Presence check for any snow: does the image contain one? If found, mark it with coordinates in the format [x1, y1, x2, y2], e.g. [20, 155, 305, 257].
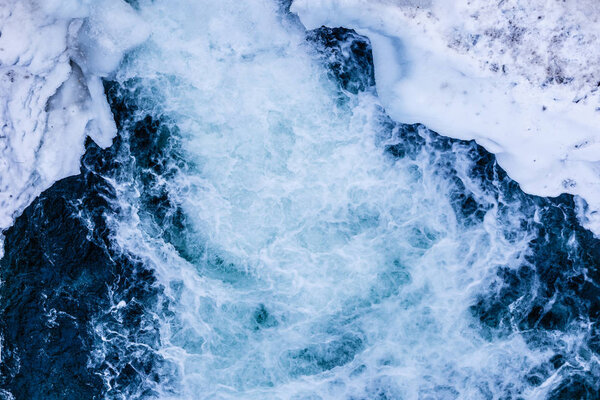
[2, 0, 600, 249]
[290, 0, 600, 234]
[0, 0, 149, 252]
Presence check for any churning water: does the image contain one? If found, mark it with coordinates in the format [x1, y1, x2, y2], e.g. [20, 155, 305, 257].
[1, 0, 599, 399]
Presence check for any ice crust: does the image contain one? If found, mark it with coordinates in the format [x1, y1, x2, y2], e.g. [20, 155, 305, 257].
[3, 0, 599, 243]
[291, 0, 600, 234]
[0, 0, 148, 248]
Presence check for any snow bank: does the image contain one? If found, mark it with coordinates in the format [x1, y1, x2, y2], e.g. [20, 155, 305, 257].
[0, 0, 149, 250]
[291, 0, 600, 234]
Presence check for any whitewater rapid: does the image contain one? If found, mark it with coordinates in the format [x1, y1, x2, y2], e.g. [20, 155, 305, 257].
[89, 0, 597, 398]
[0, 0, 599, 399]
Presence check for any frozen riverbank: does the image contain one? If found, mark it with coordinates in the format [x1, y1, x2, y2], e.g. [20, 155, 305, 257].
[0, 0, 148, 252]
[291, 0, 600, 233]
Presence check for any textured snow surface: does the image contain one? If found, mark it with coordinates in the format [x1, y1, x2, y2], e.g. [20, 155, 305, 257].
[291, 0, 600, 233]
[0, 0, 148, 250]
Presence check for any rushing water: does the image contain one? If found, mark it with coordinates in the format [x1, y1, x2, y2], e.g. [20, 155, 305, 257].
[1, 0, 599, 399]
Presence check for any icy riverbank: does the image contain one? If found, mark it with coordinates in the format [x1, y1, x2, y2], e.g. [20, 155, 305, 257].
[291, 0, 600, 233]
[0, 0, 148, 252]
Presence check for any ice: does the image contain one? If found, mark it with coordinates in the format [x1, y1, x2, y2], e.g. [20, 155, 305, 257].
[290, 0, 600, 234]
[0, 0, 148, 253]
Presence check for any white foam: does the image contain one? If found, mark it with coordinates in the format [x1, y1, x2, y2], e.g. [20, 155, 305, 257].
[104, 0, 579, 397]
[290, 0, 600, 234]
[0, 0, 149, 253]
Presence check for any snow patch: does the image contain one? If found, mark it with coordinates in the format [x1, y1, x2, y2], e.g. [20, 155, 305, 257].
[291, 0, 600, 234]
[0, 0, 149, 252]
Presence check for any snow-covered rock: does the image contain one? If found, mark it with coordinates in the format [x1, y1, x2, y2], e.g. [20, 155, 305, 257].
[291, 0, 600, 234]
[0, 0, 149, 252]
